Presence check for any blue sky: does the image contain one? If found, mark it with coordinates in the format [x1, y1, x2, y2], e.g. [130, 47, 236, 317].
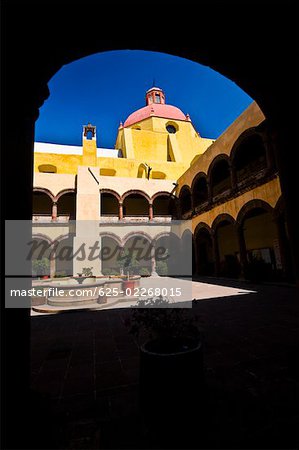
[35, 50, 253, 148]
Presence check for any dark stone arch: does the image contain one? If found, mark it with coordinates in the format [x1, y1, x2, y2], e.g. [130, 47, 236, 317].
[194, 222, 214, 276]
[3, 6, 298, 450]
[230, 131, 267, 183]
[100, 191, 119, 216]
[212, 214, 240, 278]
[179, 185, 192, 216]
[152, 192, 177, 217]
[57, 191, 76, 219]
[55, 188, 76, 201]
[33, 187, 55, 201]
[100, 234, 123, 275]
[100, 188, 121, 202]
[32, 190, 53, 216]
[194, 221, 212, 238]
[211, 213, 236, 232]
[236, 199, 273, 227]
[122, 190, 150, 217]
[121, 189, 150, 203]
[99, 232, 123, 246]
[208, 154, 232, 198]
[192, 172, 209, 208]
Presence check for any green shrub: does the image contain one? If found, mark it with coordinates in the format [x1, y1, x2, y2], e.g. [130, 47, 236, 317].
[82, 267, 93, 277]
[139, 267, 150, 277]
[54, 271, 67, 278]
[156, 260, 168, 276]
[32, 258, 50, 276]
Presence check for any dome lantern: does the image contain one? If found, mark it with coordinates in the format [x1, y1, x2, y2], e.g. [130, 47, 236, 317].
[145, 86, 165, 105]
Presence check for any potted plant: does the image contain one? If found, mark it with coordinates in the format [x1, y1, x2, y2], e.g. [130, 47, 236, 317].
[125, 296, 204, 433]
[82, 267, 94, 277]
[32, 258, 50, 279]
[81, 267, 97, 284]
[117, 249, 140, 290]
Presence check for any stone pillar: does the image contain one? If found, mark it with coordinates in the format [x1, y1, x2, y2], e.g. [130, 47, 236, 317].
[49, 248, 56, 278]
[271, 126, 299, 286]
[261, 131, 275, 173]
[73, 166, 101, 276]
[151, 242, 158, 276]
[3, 91, 47, 448]
[237, 225, 248, 278]
[274, 217, 293, 280]
[119, 202, 123, 220]
[149, 202, 153, 221]
[51, 201, 57, 221]
[212, 231, 220, 277]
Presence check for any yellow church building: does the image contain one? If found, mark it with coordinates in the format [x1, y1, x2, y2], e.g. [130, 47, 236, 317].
[32, 86, 292, 282]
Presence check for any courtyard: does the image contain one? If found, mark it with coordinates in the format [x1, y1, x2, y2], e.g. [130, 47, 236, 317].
[30, 277, 298, 449]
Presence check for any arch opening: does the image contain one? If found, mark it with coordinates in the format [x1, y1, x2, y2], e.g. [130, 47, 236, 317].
[33, 192, 52, 216]
[57, 192, 76, 219]
[195, 228, 214, 276]
[101, 193, 119, 216]
[192, 176, 208, 208]
[210, 158, 231, 197]
[233, 134, 267, 184]
[179, 186, 192, 216]
[123, 194, 149, 217]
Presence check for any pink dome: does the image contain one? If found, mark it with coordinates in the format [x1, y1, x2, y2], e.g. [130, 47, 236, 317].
[123, 103, 187, 127]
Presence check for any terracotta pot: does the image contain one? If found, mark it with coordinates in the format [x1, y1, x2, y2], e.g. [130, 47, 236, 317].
[122, 280, 135, 291]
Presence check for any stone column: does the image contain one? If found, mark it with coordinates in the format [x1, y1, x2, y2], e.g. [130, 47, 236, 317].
[237, 225, 248, 278]
[49, 248, 56, 278]
[261, 131, 275, 173]
[212, 231, 220, 277]
[271, 125, 299, 286]
[3, 90, 47, 448]
[51, 201, 57, 221]
[274, 217, 293, 280]
[151, 242, 158, 276]
[149, 202, 154, 221]
[119, 202, 123, 220]
[73, 166, 101, 276]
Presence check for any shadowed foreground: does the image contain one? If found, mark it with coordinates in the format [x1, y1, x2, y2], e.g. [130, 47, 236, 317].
[30, 279, 298, 449]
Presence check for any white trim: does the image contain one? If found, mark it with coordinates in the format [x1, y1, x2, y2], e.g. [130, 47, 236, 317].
[34, 142, 83, 155]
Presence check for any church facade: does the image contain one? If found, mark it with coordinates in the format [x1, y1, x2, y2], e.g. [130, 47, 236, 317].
[32, 86, 292, 282]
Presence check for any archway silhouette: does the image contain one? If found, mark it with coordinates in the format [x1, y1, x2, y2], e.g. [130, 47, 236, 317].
[3, 5, 297, 450]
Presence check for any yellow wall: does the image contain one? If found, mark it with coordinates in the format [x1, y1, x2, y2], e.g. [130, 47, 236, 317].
[176, 102, 265, 193]
[192, 177, 281, 231]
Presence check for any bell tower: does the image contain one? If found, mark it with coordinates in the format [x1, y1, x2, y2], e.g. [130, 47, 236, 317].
[82, 122, 97, 166]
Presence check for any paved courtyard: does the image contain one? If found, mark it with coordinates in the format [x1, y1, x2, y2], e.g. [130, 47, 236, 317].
[30, 278, 299, 449]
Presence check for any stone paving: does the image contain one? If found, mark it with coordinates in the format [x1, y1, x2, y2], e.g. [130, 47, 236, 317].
[30, 278, 299, 449]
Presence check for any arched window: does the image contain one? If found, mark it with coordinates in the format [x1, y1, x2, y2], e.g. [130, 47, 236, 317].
[123, 193, 149, 216]
[32, 192, 52, 215]
[179, 186, 192, 215]
[194, 227, 214, 276]
[209, 158, 231, 197]
[86, 129, 93, 140]
[233, 134, 267, 183]
[57, 192, 76, 219]
[153, 195, 176, 217]
[101, 193, 119, 216]
[192, 175, 208, 207]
